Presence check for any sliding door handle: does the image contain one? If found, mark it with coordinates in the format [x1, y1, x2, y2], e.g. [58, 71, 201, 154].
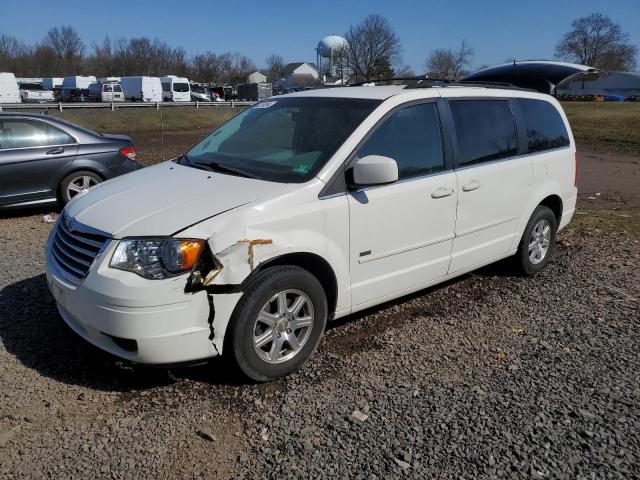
[431, 187, 455, 199]
[462, 180, 482, 192]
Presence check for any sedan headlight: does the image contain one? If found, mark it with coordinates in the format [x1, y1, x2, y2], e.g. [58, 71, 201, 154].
[110, 238, 204, 279]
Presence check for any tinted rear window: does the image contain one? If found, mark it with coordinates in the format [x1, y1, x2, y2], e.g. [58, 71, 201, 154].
[450, 100, 518, 167]
[518, 98, 570, 153]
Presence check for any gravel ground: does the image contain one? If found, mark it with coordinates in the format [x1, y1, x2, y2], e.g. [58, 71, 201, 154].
[1, 170, 639, 478]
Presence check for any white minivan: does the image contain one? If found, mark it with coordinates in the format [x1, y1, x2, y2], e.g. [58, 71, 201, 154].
[45, 84, 577, 381]
[160, 75, 191, 101]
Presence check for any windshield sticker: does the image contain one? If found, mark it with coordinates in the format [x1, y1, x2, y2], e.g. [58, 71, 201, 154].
[292, 164, 311, 174]
[255, 101, 277, 109]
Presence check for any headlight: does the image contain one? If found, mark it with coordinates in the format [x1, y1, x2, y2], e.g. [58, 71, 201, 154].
[110, 238, 204, 279]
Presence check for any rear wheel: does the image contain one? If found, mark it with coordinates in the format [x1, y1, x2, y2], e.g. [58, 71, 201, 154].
[58, 170, 102, 205]
[226, 266, 327, 382]
[515, 205, 557, 275]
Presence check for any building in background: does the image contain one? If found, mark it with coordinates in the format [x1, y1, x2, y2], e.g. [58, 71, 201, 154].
[247, 71, 267, 84]
[281, 62, 320, 87]
[558, 71, 640, 100]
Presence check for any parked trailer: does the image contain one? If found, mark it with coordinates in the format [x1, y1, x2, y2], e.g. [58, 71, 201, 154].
[237, 83, 272, 101]
[121, 77, 163, 103]
[0, 73, 21, 103]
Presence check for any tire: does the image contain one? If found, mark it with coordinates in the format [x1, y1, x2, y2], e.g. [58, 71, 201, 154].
[58, 170, 103, 206]
[226, 266, 328, 382]
[515, 205, 558, 275]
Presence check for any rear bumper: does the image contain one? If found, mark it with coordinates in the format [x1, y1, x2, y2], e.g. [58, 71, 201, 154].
[559, 188, 578, 231]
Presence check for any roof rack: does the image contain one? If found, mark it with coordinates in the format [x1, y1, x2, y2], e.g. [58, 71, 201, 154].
[348, 76, 537, 92]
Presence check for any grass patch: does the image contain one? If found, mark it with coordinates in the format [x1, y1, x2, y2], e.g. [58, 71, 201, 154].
[561, 102, 640, 154]
[38, 106, 243, 134]
[572, 209, 640, 236]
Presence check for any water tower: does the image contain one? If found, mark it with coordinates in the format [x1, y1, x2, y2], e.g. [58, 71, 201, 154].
[316, 35, 349, 84]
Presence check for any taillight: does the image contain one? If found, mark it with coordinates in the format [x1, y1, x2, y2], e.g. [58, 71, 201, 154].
[119, 145, 138, 162]
[574, 152, 579, 187]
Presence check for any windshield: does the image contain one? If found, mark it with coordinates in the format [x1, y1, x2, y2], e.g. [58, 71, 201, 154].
[192, 85, 205, 93]
[180, 97, 380, 183]
[173, 83, 189, 92]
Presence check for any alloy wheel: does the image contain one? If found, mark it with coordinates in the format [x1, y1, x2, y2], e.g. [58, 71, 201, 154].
[253, 289, 314, 364]
[528, 219, 551, 264]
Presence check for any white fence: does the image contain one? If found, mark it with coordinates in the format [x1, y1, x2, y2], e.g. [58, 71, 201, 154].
[0, 101, 256, 112]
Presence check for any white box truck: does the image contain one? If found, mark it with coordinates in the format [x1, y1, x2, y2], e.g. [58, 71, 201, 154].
[62, 76, 97, 90]
[121, 76, 163, 102]
[160, 76, 191, 102]
[0, 73, 22, 103]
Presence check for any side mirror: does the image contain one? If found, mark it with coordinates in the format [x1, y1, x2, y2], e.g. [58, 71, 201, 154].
[351, 155, 399, 187]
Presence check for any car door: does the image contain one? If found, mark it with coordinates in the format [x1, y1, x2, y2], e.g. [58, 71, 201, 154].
[348, 101, 458, 307]
[446, 98, 533, 273]
[102, 84, 113, 102]
[112, 84, 124, 102]
[0, 118, 78, 207]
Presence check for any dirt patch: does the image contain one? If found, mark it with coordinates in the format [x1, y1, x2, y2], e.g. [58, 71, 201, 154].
[577, 150, 640, 211]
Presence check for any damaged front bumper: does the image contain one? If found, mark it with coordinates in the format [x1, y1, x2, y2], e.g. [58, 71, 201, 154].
[45, 239, 242, 365]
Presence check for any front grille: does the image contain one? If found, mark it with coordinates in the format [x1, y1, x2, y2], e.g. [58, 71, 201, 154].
[50, 215, 109, 283]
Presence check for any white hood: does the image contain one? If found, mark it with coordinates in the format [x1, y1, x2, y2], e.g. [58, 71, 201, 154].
[65, 162, 287, 238]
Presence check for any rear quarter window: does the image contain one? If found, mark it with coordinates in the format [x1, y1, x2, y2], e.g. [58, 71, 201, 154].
[517, 98, 570, 153]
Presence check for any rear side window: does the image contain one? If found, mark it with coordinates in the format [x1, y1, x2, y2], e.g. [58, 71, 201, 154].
[518, 98, 570, 153]
[358, 102, 445, 180]
[450, 100, 518, 167]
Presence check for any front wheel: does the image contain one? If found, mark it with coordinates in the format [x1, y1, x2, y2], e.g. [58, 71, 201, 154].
[226, 266, 327, 382]
[515, 205, 558, 275]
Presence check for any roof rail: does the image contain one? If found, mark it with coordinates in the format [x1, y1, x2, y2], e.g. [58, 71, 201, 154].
[348, 76, 538, 92]
[348, 76, 433, 87]
[406, 79, 538, 92]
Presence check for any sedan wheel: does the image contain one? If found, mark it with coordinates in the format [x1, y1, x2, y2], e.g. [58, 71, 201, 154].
[59, 170, 103, 205]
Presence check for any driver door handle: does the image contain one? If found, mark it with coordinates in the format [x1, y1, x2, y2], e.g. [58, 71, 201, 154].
[46, 147, 65, 155]
[462, 180, 482, 192]
[431, 187, 455, 199]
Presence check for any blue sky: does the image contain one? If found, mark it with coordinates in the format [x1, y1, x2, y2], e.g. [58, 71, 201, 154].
[1, 0, 639, 72]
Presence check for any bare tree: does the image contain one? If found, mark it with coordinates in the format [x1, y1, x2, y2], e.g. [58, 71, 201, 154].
[555, 13, 637, 70]
[425, 40, 473, 81]
[44, 25, 85, 72]
[396, 64, 416, 77]
[345, 14, 401, 81]
[265, 54, 285, 82]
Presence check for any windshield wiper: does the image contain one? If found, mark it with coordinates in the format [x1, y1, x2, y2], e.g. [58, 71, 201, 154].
[181, 154, 256, 179]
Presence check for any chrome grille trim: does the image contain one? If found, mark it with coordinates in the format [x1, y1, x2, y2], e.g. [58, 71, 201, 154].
[50, 214, 109, 284]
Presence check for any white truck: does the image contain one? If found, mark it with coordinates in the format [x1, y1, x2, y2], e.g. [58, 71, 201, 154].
[0, 73, 22, 103]
[120, 76, 163, 102]
[19, 81, 55, 103]
[160, 75, 191, 102]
